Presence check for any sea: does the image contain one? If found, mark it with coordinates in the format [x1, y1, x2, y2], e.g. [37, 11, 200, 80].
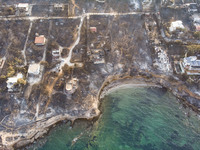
[29, 86, 200, 150]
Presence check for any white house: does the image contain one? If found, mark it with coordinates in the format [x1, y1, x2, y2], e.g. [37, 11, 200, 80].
[28, 63, 41, 77]
[54, 3, 65, 11]
[7, 73, 23, 92]
[183, 56, 200, 70]
[16, 3, 29, 12]
[52, 49, 60, 61]
[169, 20, 185, 32]
[181, 56, 200, 75]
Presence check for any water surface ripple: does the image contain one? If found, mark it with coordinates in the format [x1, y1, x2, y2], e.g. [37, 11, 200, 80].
[31, 87, 200, 150]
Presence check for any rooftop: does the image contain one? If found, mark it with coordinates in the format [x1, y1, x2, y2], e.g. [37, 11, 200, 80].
[28, 64, 41, 75]
[17, 3, 29, 11]
[35, 35, 46, 45]
[54, 3, 64, 8]
[66, 78, 78, 91]
[90, 27, 97, 33]
[184, 56, 200, 68]
[7, 73, 23, 84]
[169, 20, 184, 32]
[7, 73, 23, 91]
[52, 50, 60, 55]
[195, 24, 200, 31]
[0, 59, 5, 68]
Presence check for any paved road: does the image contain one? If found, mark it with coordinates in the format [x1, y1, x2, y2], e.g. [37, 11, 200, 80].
[0, 11, 151, 21]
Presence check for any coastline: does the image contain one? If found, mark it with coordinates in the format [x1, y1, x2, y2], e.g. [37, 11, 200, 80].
[2, 74, 200, 150]
[1, 0, 200, 149]
[100, 78, 162, 99]
[22, 78, 163, 150]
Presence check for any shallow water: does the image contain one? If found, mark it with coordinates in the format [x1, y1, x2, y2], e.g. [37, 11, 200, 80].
[31, 87, 200, 150]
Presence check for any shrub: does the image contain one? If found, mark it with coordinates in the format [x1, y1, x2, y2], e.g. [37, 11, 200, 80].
[186, 44, 200, 53]
[174, 40, 183, 45]
[193, 31, 200, 39]
[40, 61, 49, 67]
[17, 78, 27, 85]
[7, 66, 15, 77]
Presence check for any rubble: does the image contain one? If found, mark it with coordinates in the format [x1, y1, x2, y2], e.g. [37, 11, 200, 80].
[0, 1, 200, 149]
[169, 20, 185, 32]
[6, 73, 23, 92]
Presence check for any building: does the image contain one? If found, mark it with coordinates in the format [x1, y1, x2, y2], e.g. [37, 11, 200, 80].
[71, 53, 83, 63]
[16, 3, 29, 12]
[89, 49, 105, 64]
[6, 73, 23, 92]
[65, 78, 79, 94]
[28, 63, 41, 77]
[182, 56, 200, 75]
[183, 56, 200, 70]
[195, 24, 200, 31]
[185, 3, 198, 13]
[52, 49, 60, 61]
[0, 58, 5, 69]
[169, 20, 185, 32]
[90, 27, 97, 33]
[96, 0, 105, 3]
[54, 3, 65, 11]
[34, 35, 46, 46]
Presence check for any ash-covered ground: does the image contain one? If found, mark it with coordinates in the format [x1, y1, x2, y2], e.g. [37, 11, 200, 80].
[0, 0, 200, 149]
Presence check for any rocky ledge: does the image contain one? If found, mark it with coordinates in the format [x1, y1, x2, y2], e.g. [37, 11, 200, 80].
[1, 72, 200, 149]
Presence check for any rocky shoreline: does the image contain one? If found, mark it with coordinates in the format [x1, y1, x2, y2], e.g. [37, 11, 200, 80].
[98, 73, 200, 111]
[1, 73, 200, 150]
[0, 0, 200, 149]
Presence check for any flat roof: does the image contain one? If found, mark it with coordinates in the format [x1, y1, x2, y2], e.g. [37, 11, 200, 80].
[7, 73, 23, 84]
[28, 64, 40, 75]
[17, 3, 29, 7]
[35, 35, 46, 45]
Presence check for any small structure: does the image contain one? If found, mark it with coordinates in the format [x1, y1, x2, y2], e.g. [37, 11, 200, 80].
[96, 0, 105, 3]
[169, 20, 185, 32]
[28, 63, 41, 77]
[182, 56, 200, 75]
[54, 3, 65, 11]
[183, 56, 200, 70]
[153, 47, 171, 73]
[6, 73, 23, 92]
[185, 3, 198, 13]
[71, 53, 83, 63]
[65, 78, 79, 94]
[90, 49, 105, 64]
[16, 3, 29, 12]
[90, 27, 97, 33]
[52, 49, 60, 61]
[0, 58, 5, 69]
[195, 24, 200, 31]
[34, 35, 46, 46]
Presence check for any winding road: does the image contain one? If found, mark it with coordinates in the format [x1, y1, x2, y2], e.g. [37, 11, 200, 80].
[59, 15, 85, 71]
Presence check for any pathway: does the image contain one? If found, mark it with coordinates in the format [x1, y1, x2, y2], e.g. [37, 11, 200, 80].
[59, 15, 85, 70]
[22, 21, 33, 66]
[0, 12, 150, 21]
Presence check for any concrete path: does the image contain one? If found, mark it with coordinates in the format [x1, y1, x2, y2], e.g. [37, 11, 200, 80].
[22, 21, 33, 66]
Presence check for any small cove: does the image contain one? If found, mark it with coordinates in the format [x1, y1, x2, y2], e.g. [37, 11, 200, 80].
[29, 87, 200, 150]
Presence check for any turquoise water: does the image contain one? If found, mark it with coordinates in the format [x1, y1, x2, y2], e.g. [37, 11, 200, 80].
[31, 87, 200, 150]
